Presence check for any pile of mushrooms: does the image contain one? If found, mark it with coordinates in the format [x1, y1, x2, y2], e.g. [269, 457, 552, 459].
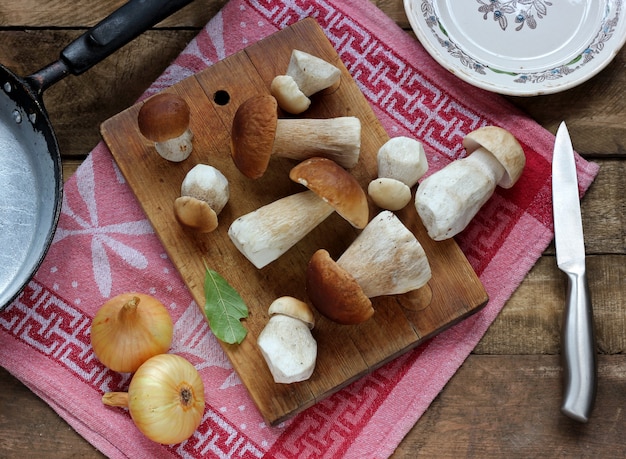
[228, 157, 369, 269]
[257, 296, 317, 383]
[415, 126, 525, 240]
[137, 93, 194, 162]
[231, 95, 361, 179]
[270, 49, 342, 114]
[306, 211, 432, 325]
[135, 45, 528, 390]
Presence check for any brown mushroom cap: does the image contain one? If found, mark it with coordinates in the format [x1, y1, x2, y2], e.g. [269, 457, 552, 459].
[137, 93, 190, 142]
[231, 95, 278, 179]
[289, 157, 368, 229]
[306, 249, 373, 325]
[174, 196, 218, 233]
[462, 126, 525, 189]
[268, 296, 315, 329]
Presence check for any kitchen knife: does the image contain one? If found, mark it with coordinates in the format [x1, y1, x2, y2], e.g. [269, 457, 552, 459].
[552, 121, 597, 422]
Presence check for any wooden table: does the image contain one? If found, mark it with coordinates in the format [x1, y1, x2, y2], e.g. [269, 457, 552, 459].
[1, 1, 624, 457]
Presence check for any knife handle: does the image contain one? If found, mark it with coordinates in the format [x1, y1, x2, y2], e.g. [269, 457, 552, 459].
[561, 269, 597, 422]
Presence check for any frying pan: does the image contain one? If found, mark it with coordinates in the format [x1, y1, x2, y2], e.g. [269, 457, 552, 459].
[0, 0, 194, 310]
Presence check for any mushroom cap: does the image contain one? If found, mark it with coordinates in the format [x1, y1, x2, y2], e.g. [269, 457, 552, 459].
[289, 157, 369, 229]
[286, 50, 342, 96]
[268, 296, 315, 329]
[367, 177, 412, 211]
[231, 95, 278, 179]
[137, 92, 190, 142]
[462, 126, 525, 188]
[270, 75, 311, 114]
[306, 249, 374, 325]
[174, 196, 218, 233]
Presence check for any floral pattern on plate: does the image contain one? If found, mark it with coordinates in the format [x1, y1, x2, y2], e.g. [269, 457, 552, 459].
[477, 0, 553, 32]
[408, 0, 626, 94]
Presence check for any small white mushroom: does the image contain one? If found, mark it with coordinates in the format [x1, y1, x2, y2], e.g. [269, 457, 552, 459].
[228, 157, 368, 268]
[174, 164, 229, 233]
[414, 126, 525, 241]
[368, 137, 427, 211]
[137, 92, 193, 162]
[231, 95, 361, 179]
[270, 50, 341, 114]
[306, 210, 432, 325]
[377, 136, 428, 187]
[257, 296, 317, 384]
[270, 75, 311, 114]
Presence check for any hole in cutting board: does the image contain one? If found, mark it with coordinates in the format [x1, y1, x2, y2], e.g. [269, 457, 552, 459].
[213, 90, 230, 106]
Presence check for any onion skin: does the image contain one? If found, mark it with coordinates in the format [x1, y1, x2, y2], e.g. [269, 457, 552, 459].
[103, 354, 206, 444]
[90, 292, 173, 373]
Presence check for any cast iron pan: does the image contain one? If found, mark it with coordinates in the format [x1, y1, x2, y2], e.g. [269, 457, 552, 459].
[0, 0, 194, 310]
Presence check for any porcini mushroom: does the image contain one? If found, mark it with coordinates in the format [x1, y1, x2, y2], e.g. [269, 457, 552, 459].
[368, 136, 429, 211]
[231, 95, 361, 179]
[137, 92, 193, 162]
[257, 296, 317, 384]
[270, 49, 342, 114]
[414, 126, 525, 241]
[174, 164, 229, 233]
[228, 157, 368, 269]
[306, 210, 432, 325]
[377, 136, 428, 187]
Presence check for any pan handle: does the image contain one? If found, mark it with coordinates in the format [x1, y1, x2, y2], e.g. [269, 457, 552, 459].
[26, 0, 195, 94]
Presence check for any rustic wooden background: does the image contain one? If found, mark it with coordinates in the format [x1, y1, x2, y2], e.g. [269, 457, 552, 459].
[1, 0, 625, 457]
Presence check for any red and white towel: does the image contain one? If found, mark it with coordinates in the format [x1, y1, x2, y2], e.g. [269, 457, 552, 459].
[0, 1, 599, 457]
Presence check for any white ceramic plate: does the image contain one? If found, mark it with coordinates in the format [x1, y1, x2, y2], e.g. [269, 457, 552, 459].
[404, 0, 626, 96]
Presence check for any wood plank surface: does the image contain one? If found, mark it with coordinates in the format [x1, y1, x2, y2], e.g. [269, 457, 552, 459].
[0, 0, 625, 457]
[100, 18, 486, 425]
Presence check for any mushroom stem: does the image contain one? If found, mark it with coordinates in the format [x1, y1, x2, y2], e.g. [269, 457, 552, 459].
[286, 50, 341, 97]
[415, 148, 507, 241]
[336, 211, 432, 298]
[272, 117, 361, 169]
[257, 297, 317, 384]
[228, 191, 334, 269]
[154, 129, 193, 162]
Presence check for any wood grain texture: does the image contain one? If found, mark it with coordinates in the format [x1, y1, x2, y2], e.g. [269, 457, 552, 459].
[0, 0, 625, 456]
[100, 18, 487, 425]
[392, 355, 626, 458]
[0, 0, 225, 27]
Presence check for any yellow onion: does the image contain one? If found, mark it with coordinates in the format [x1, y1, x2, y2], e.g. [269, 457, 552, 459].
[90, 292, 173, 373]
[102, 354, 205, 444]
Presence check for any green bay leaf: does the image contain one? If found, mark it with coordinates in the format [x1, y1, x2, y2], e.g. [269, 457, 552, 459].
[203, 267, 248, 344]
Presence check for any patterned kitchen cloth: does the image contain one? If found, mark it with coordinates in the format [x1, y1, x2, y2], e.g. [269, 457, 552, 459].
[0, 0, 599, 458]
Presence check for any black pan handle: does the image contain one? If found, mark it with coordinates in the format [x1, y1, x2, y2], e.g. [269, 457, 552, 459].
[26, 0, 194, 94]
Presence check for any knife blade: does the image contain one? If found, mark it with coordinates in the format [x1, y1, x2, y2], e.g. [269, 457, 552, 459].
[552, 121, 597, 422]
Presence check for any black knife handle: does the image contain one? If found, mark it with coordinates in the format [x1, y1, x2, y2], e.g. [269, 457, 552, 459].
[26, 0, 194, 94]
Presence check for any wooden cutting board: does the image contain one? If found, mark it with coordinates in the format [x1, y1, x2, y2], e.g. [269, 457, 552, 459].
[100, 18, 488, 425]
